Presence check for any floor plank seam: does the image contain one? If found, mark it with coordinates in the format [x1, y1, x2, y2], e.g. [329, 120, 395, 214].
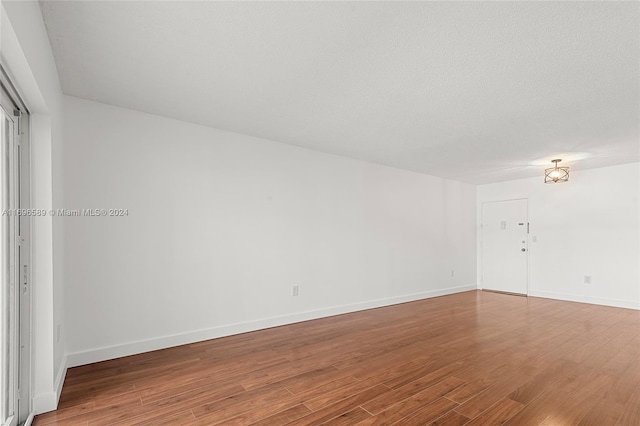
[359, 405, 374, 416]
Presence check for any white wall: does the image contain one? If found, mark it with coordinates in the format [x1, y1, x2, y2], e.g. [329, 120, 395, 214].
[1, 0, 66, 414]
[63, 95, 477, 366]
[477, 162, 640, 309]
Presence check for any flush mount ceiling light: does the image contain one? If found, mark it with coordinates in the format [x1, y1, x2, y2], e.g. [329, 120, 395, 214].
[544, 159, 569, 184]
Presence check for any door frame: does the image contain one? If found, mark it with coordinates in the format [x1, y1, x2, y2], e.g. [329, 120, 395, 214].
[0, 63, 31, 426]
[479, 197, 530, 296]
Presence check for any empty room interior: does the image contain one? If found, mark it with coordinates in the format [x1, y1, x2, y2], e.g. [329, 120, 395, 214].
[1, 1, 639, 425]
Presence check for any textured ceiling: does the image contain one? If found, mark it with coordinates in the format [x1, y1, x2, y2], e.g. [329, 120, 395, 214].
[40, 1, 639, 184]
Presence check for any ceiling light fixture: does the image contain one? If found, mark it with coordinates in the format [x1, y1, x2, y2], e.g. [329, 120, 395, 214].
[544, 159, 569, 184]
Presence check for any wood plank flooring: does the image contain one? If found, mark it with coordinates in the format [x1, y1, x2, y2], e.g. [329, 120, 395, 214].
[34, 290, 640, 425]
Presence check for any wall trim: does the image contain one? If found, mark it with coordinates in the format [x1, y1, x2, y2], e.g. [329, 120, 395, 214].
[24, 413, 34, 426]
[32, 392, 55, 416]
[67, 284, 476, 368]
[529, 290, 640, 310]
[54, 356, 67, 405]
[32, 355, 67, 415]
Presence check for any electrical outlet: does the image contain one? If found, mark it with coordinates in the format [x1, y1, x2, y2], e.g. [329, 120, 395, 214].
[292, 285, 299, 296]
[584, 275, 591, 284]
[451, 270, 454, 277]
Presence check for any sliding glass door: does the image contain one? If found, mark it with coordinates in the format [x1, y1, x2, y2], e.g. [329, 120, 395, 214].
[0, 62, 29, 426]
[0, 97, 18, 426]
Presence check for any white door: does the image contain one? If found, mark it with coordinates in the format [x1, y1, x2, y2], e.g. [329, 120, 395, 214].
[482, 199, 528, 295]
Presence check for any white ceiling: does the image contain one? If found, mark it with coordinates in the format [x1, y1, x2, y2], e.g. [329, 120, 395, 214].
[40, 1, 639, 184]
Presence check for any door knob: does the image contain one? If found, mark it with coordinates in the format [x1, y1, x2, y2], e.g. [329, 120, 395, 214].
[521, 248, 526, 252]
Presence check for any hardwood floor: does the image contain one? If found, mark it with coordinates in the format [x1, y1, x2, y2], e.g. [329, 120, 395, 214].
[34, 290, 640, 425]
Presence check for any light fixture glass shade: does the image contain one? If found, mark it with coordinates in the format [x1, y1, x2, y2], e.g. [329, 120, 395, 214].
[544, 159, 569, 184]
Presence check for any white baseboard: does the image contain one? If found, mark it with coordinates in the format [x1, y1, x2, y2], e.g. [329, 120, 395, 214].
[54, 356, 67, 405]
[67, 284, 476, 368]
[32, 355, 67, 415]
[529, 290, 640, 310]
[32, 392, 56, 416]
[24, 413, 34, 426]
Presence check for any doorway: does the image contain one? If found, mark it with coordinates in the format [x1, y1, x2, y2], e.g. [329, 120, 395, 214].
[0, 65, 30, 426]
[481, 199, 528, 295]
